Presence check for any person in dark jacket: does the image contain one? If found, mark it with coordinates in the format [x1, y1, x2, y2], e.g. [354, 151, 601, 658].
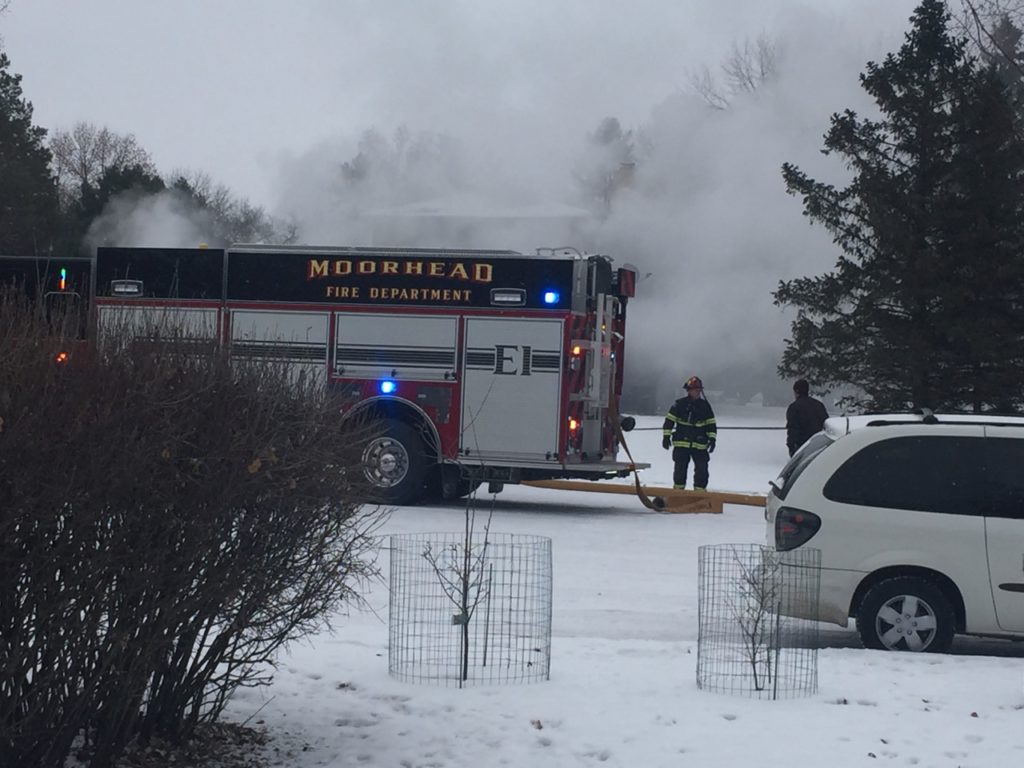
[662, 375, 717, 491]
[786, 379, 829, 456]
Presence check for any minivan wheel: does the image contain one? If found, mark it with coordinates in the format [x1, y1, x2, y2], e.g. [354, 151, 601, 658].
[855, 577, 955, 653]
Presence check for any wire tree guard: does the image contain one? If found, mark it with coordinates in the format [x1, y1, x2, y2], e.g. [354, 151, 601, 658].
[697, 544, 821, 699]
[388, 532, 553, 687]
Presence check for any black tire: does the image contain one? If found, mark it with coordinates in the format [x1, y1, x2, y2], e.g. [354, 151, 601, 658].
[449, 478, 481, 501]
[432, 464, 481, 501]
[361, 419, 428, 506]
[855, 576, 955, 653]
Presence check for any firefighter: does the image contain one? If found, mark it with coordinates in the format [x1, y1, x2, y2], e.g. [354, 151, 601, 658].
[662, 375, 717, 491]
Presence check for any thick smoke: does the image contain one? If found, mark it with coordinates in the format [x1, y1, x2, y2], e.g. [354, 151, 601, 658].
[86, 190, 215, 251]
[593, 8, 900, 410]
[11, 0, 919, 411]
[271, 5, 912, 411]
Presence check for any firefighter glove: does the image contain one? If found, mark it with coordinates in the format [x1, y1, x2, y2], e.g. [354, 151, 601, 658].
[662, 436, 671, 450]
[708, 440, 716, 454]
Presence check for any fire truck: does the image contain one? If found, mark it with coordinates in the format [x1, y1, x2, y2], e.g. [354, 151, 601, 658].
[93, 245, 644, 504]
[0, 255, 92, 346]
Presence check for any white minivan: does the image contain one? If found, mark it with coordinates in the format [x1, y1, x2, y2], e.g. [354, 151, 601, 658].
[766, 412, 1024, 652]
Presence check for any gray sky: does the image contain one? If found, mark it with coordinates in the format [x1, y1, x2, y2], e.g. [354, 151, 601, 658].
[2, 0, 925, 400]
[3, 0, 917, 207]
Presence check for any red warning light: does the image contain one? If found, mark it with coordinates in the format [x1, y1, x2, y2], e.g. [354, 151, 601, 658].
[55, 351, 68, 364]
[616, 268, 636, 298]
[568, 418, 578, 432]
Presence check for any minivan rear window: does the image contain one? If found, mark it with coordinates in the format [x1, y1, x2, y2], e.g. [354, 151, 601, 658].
[772, 433, 833, 500]
[823, 435, 983, 515]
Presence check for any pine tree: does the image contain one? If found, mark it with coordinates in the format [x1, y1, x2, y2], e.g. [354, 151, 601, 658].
[775, 0, 1024, 412]
[0, 48, 58, 255]
[79, 163, 167, 222]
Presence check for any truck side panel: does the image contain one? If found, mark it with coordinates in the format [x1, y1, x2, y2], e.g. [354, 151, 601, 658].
[96, 303, 220, 348]
[229, 309, 330, 385]
[334, 313, 458, 383]
[460, 317, 563, 462]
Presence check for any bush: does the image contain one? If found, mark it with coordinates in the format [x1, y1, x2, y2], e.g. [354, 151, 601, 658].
[0, 288, 383, 768]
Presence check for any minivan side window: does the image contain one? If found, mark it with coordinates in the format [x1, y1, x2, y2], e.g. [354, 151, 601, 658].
[985, 438, 1024, 520]
[823, 435, 984, 515]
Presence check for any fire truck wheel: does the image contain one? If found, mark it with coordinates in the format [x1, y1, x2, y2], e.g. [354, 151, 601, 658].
[440, 466, 482, 501]
[451, 479, 482, 500]
[424, 465, 481, 502]
[361, 420, 428, 505]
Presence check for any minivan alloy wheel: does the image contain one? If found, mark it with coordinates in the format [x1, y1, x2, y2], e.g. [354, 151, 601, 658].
[856, 576, 955, 653]
[873, 594, 938, 651]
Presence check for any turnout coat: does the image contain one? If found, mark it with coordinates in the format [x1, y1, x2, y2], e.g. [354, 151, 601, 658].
[662, 397, 717, 451]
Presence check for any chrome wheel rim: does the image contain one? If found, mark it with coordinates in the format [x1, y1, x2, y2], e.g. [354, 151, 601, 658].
[875, 594, 938, 651]
[362, 436, 409, 488]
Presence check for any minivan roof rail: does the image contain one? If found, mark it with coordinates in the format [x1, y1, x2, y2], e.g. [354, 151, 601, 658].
[863, 413, 1024, 428]
[915, 407, 938, 424]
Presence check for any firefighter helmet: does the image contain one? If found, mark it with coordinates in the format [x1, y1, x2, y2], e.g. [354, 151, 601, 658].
[684, 375, 703, 391]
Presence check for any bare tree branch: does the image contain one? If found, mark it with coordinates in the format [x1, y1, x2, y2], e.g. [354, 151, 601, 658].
[958, 0, 1024, 79]
[688, 33, 780, 110]
[688, 65, 730, 111]
[722, 34, 778, 94]
[49, 121, 156, 203]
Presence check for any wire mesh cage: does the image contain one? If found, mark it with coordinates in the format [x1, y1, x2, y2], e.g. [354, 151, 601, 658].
[697, 543, 821, 699]
[388, 532, 552, 687]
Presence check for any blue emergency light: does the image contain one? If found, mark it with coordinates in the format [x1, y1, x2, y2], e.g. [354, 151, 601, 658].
[543, 290, 560, 305]
[379, 379, 397, 395]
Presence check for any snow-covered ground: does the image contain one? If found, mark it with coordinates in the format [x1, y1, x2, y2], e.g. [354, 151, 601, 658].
[225, 406, 1024, 767]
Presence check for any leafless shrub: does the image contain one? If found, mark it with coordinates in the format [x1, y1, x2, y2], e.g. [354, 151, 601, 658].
[723, 549, 783, 692]
[421, 493, 496, 687]
[697, 544, 820, 700]
[0, 288, 383, 768]
[389, 522, 553, 687]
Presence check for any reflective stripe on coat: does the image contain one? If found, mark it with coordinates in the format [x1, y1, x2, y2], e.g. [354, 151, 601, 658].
[662, 397, 717, 450]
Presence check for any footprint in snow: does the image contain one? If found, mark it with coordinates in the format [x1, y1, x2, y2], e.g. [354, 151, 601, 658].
[334, 717, 378, 728]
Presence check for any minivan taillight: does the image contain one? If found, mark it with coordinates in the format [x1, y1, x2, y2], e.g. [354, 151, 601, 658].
[775, 507, 821, 551]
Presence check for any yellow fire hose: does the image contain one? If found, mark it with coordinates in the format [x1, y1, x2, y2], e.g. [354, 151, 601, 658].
[524, 394, 766, 513]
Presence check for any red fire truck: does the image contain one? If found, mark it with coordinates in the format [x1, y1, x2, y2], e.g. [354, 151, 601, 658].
[0, 255, 92, 338]
[93, 245, 644, 504]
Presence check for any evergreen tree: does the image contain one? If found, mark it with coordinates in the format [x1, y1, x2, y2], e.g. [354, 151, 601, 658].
[0, 48, 58, 255]
[79, 163, 166, 222]
[775, 0, 1024, 412]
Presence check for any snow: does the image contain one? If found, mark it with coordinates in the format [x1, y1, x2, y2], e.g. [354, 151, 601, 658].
[225, 406, 1024, 767]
